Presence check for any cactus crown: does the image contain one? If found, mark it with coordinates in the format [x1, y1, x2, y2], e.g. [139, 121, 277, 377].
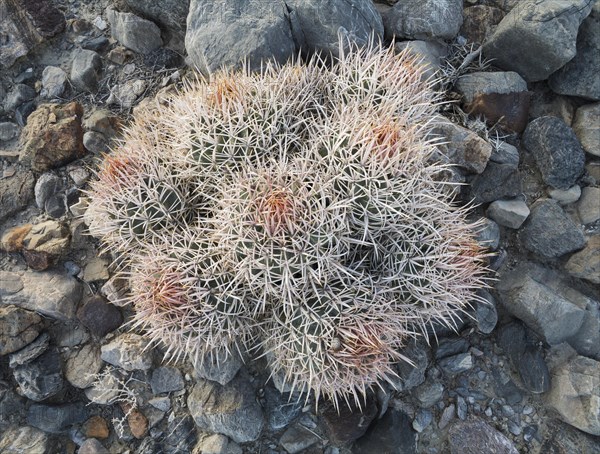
[85, 41, 489, 409]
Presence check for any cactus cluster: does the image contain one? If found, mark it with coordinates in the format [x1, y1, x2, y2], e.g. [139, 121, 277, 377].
[85, 42, 489, 407]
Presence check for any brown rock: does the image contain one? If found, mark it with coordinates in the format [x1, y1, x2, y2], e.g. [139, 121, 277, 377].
[461, 6, 504, 44]
[0, 224, 33, 252]
[19, 220, 70, 270]
[466, 92, 531, 133]
[22, 249, 53, 270]
[82, 415, 110, 439]
[20, 102, 85, 172]
[565, 235, 600, 285]
[0, 305, 43, 355]
[121, 403, 148, 439]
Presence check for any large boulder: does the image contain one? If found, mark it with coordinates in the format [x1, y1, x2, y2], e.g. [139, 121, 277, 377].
[382, 0, 463, 40]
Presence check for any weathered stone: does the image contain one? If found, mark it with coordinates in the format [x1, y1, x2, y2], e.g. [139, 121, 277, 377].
[433, 120, 492, 174]
[27, 402, 88, 433]
[0, 385, 26, 429]
[13, 348, 64, 401]
[70, 49, 103, 93]
[3, 84, 36, 112]
[475, 290, 498, 335]
[188, 374, 265, 443]
[490, 141, 519, 167]
[482, 0, 593, 82]
[124, 0, 189, 45]
[318, 393, 378, 445]
[394, 40, 448, 82]
[549, 185, 581, 206]
[577, 187, 600, 225]
[151, 367, 184, 395]
[0, 121, 20, 141]
[0, 270, 82, 320]
[41, 66, 68, 98]
[20, 102, 85, 172]
[354, 408, 416, 454]
[382, 0, 463, 40]
[100, 333, 153, 371]
[486, 199, 530, 229]
[439, 353, 473, 375]
[0, 224, 32, 252]
[21, 220, 70, 265]
[0, 170, 35, 222]
[163, 414, 198, 452]
[185, 0, 295, 75]
[0, 305, 42, 355]
[279, 423, 321, 454]
[460, 6, 504, 44]
[106, 79, 147, 108]
[8, 331, 49, 367]
[285, 0, 383, 56]
[82, 257, 110, 282]
[122, 403, 148, 439]
[82, 415, 110, 439]
[34, 172, 61, 209]
[78, 438, 110, 454]
[193, 350, 243, 386]
[65, 344, 103, 389]
[83, 109, 121, 138]
[573, 103, 600, 157]
[470, 162, 521, 203]
[0, 426, 56, 454]
[448, 419, 519, 454]
[106, 7, 163, 54]
[77, 295, 122, 338]
[414, 381, 444, 408]
[565, 235, 600, 285]
[194, 433, 229, 454]
[390, 340, 428, 392]
[475, 218, 500, 251]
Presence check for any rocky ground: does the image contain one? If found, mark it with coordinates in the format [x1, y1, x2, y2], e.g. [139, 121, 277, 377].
[1, 0, 599, 453]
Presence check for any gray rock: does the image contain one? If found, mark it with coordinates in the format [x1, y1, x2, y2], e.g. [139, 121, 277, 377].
[34, 172, 61, 210]
[149, 396, 171, 412]
[455, 71, 527, 103]
[353, 409, 416, 454]
[318, 394, 378, 445]
[497, 262, 588, 345]
[0, 270, 82, 320]
[84, 369, 120, 405]
[415, 381, 444, 408]
[3, 84, 36, 111]
[27, 402, 88, 433]
[151, 367, 184, 394]
[549, 185, 582, 205]
[475, 291, 498, 335]
[390, 340, 428, 392]
[286, 0, 383, 56]
[577, 187, 600, 225]
[490, 141, 519, 167]
[439, 404, 455, 430]
[65, 344, 103, 389]
[163, 414, 198, 452]
[567, 301, 600, 361]
[107, 79, 147, 108]
[193, 433, 229, 454]
[394, 40, 448, 82]
[545, 354, 600, 436]
[549, 6, 600, 100]
[382, 0, 463, 40]
[0, 122, 20, 141]
[71, 49, 102, 93]
[439, 353, 473, 375]
[0, 426, 56, 453]
[279, 423, 321, 454]
[41, 66, 68, 98]
[412, 409, 433, 433]
[188, 374, 265, 443]
[573, 103, 600, 157]
[519, 199, 586, 258]
[482, 0, 593, 82]
[435, 338, 469, 360]
[194, 350, 243, 386]
[83, 131, 109, 154]
[448, 419, 519, 454]
[0, 170, 35, 222]
[13, 348, 64, 401]
[185, 0, 295, 75]
[124, 0, 189, 43]
[523, 116, 586, 190]
[264, 387, 302, 431]
[106, 8, 163, 54]
[475, 218, 500, 251]
[470, 162, 521, 203]
[9, 332, 49, 367]
[79, 438, 110, 454]
[565, 235, 600, 285]
[433, 120, 492, 174]
[0, 305, 43, 355]
[100, 333, 153, 371]
[486, 199, 530, 229]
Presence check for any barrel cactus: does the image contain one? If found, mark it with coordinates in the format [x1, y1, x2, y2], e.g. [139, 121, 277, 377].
[85, 42, 489, 408]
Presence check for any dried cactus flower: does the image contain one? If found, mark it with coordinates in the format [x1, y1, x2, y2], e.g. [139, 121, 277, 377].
[85, 41, 490, 409]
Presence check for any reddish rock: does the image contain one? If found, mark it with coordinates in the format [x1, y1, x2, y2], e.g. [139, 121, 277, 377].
[22, 249, 54, 271]
[0, 224, 33, 252]
[120, 403, 148, 439]
[82, 415, 110, 439]
[465, 92, 531, 133]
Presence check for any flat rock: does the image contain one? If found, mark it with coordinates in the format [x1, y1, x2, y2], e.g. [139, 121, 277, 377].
[475, 291, 498, 335]
[573, 103, 600, 157]
[0, 169, 35, 222]
[12, 348, 65, 401]
[106, 7, 163, 54]
[565, 235, 600, 285]
[0, 270, 82, 321]
[65, 343, 103, 389]
[486, 199, 530, 229]
[151, 367, 184, 395]
[279, 423, 321, 454]
[19, 102, 85, 172]
[382, 0, 463, 40]
[482, 0, 593, 82]
[433, 120, 492, 174]
[78, 438, 110, 454]
[27, 402, 88, 433]
[188, 374, 265, 443]
[448, 419, 519, 454]
[519, 199, 586, 258]
[523, 116, 586, 190]
[0, 305, 42, 355]
[549, 185, 581, 206]
[100, 333, 153, 371]
[9, 331, 49, 367]
[439, 353, 473, 375]
[354, 408, 416, 454]
[285, 0, 383, 56]
[185, 0, 295, 75]
[0, 426, 56, 453]
[577, 187, 600, 225]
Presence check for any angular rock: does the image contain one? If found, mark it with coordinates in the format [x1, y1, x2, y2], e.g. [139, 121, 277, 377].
[107, 79, 147, 108]
[193, 350, 243, 386]
[71, 49, 103, 93]
[83, 131, 108, 154]
[77, 295, 123, 337]
[470, 162, 521, 203]
[567, 299, 600, 361]
[0, 224, 32, 253]
[573, 103, 600, 157]
[482, 0, 593, 82]
[185, 0, 295, 75]
[101, 334, 153, 371]
[9, 331, 49, 367]
[163, 414, 198, 452]
[448, 419, 519, 454]
[41, 66, 68, 98]
[124, 0, 189, 44]
[0, 305, 42, 355]
[354, 408, 416, 454]
[84, 109, 120, 138]
[20, 102, 85, 172]
[475, 218, 500, 251]
[390, 340, 428, 392]
[577, 187, 600, 225]
[106, 8, 163, 54]
[490, 141, 519, 167]
[486, 199, 530, 229]
[194, 433, 229, 454]
[460, 5, 504, 44]
[188, 374, 265, 443]
[13, 348, 64, 401]
[27, 402, 88, 433]
[318, 393, 378, 446]
[21, 220, 70, 270]
[286, 0, 383, 56]
[565, 235, 600, 285]
[382, 0, 463, 40]
[497, 263, 588, 345]
[414, 381, 444, 408]
[545, 355, 600, 436]
[523, 116, 586, 190]
[475, 290, 498, 335]
[439, 353, 473, 375]
[0, 270, 82, 320]
[78, 438, 110, 454]
[519, 199, 586, 258]
[151, 367, 184, 395]
[0, 426, 56, 454]
[34, 172, 61, 210]
[279, 423, 321, 454]
[65, 344, 103, 389]
[0, 121, 20, 141]
[549, 6, 600, 100]
[0, 0, 65, 68]
[433, 120, 492, 174]
[412, 409, 433, 433]
[0, 170, 35, 222]
[3, 84, 36, 112]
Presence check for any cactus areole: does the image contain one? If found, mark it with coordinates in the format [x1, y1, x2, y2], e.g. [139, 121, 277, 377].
[85, 42, 489, 409]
